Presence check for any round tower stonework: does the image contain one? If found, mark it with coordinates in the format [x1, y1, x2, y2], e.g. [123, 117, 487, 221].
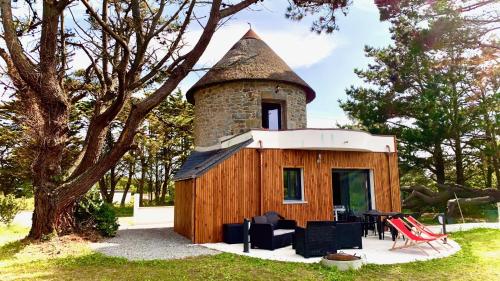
[187, 29, 315, 148]
[193, 81, 307, 147]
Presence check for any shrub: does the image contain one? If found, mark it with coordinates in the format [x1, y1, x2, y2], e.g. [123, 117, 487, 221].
[75, 190, 119, 237]
[0, 195, 25, 225]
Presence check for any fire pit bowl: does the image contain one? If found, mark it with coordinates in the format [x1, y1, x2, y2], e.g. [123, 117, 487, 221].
[320, 253, 365, 271]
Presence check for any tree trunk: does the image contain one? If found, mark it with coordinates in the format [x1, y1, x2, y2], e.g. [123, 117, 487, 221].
[454, 134, 465, 185]
[109, 165, 117, 204]
[99, 177, 107, 202]
[29, 188, 77, 239]
[138, 154, 146, 207]
[446, 196, 495, 217]
[482, 109, 499, 189]
[160, 174, 168, 204]
[98, 176, 113, 203]
[160, 162, 171, 203]
[433, 143, 446, 184]
[154, 157, 161, 204]
[492, 153, 500, 189]
[485, 155, 493, 189]
[403, 183, 500, 211]
[494, 157, 500, 189]
[1, 0, 244, 240]
[148, 172, 153, 204]
[29, 189, 59, 238]
[120, 161, 135, 207]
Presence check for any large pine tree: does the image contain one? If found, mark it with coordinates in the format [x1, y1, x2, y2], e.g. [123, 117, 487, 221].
[342, 0, 499, 210]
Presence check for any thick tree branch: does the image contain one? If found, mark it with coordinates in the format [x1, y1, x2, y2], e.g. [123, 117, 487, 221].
[57, 0, 224, 206]
[220, 0, 259, 18]
[447, 196, 495, 216]
[0, 0, 40, 90]
[130, 0, 196, 89]
[80, 0, 130, 53]
[150, 0, 188, 38]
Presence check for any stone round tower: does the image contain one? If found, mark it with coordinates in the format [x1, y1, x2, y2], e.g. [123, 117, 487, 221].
[186, 29, 316, 147]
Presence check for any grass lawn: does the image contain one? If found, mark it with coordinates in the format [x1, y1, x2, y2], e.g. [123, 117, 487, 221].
[0, 225, 498, 281]
[113, 204, 134, 217]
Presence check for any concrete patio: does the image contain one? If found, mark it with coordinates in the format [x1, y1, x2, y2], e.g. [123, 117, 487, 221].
[202, 235, 461, 265]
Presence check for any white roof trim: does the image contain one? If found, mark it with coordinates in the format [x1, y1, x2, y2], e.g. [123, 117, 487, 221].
[195, 129, 396, 153]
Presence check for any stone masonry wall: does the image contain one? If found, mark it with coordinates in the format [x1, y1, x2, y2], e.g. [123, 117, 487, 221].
[193, 81, 307, 147]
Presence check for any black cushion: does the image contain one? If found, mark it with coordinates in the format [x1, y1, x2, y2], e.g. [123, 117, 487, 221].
[253, 216, 267, 224]
[266, 213, 280, 227]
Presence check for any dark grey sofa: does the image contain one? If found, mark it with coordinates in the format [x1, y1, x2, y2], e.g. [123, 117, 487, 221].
[250, 211, 297, 250]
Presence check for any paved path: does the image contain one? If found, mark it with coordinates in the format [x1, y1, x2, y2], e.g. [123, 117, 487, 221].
[428, 222, 499, 233]
[204, 235, 461, 265]
[91, 205, 218, 261]
[90, 227, 219, 260]
[132, 206, 174, 226]
[12, 211, 32, 227]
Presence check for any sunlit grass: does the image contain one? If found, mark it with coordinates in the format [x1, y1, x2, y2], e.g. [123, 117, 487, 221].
[0, 226, 498, 281]
[113, 203, 134, 217]
[0, 224, 29, 245]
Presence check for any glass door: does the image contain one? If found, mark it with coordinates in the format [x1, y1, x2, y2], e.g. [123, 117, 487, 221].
[332, 169, 371, 216]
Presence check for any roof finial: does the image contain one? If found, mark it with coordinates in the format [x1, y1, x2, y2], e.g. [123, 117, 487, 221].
[242, 24, 260, 40]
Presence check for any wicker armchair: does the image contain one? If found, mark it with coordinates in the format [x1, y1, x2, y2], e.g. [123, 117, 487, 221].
[250, 211, 297, 250]
[333, 222, 363, 249]
[294, 221, 337, 258]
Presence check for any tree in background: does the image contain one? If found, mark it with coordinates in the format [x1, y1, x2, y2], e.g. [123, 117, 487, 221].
[341, 0, 499, 212]
[0, 0, 349, 238]
[0, 116, 31, 196]
[133, 90, 193, 206]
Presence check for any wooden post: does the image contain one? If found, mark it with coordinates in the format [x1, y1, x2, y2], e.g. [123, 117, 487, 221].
[243, 218, 250, 253]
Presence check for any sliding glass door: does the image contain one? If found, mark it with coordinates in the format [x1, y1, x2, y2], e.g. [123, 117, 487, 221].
[332, 169, 372, 215]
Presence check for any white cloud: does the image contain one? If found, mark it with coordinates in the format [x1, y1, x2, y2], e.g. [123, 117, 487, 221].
[351, 0, 378, 13]
[185, 22, 340, 70]
[71, 49, 91, 71]
[307, 112, 351, 128]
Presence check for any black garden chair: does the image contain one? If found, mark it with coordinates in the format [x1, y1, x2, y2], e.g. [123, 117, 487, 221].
[294, 221, 337, 258]
[332, 221, 363, 249]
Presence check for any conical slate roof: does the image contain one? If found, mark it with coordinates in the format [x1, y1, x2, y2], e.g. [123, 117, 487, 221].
[186, 29, 316, 104]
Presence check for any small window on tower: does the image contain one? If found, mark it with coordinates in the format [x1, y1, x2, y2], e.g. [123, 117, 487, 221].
[262, 103, 282, 130]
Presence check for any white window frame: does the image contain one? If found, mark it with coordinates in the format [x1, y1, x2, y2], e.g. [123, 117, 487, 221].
[369, 169, 376, 210]
[283, 167, 307, 204]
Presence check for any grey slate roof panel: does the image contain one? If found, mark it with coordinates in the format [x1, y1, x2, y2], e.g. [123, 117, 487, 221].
[173, 139, 252, 181]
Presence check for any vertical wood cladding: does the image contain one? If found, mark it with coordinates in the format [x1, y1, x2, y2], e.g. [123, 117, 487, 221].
[176, 148, 401, 243]
[173, 179, 194, 240]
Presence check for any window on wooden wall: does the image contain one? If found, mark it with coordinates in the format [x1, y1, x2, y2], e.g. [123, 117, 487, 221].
[283, 168, 304, 202]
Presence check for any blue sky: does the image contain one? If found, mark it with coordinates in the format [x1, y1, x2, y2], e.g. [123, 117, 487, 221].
[1, 1, 393, 128]
[180, 1, 393, 127]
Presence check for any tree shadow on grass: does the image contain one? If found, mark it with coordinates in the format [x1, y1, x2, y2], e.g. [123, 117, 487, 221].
[0, 239, 30, 260]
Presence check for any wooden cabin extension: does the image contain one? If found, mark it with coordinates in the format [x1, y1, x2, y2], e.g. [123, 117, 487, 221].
[174, 130, 401, 243]
[173, 29, 401, 244]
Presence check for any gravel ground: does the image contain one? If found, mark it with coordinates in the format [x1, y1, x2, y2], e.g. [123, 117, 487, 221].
[90, 227, 219, 260]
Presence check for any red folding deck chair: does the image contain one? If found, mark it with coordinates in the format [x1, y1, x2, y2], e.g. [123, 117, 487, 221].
[386, 218, 440, 256]
[405, 216, 451, 247]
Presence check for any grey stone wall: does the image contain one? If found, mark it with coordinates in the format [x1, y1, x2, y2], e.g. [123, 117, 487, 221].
[193, 81, 307, 147]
